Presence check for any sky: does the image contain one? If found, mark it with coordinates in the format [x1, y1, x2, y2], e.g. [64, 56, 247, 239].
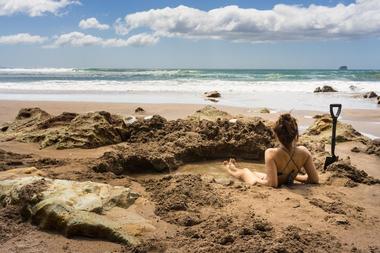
[0, 0, 379, 69]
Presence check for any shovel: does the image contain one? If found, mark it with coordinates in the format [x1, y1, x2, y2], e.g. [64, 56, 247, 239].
[323, 104, 342, 170]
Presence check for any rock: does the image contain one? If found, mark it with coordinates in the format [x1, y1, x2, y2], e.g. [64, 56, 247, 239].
[188, 105, 231, 121]
[1, 109, 129, 149]
[0, 171, 144, 245]
[16, 108, 50, 121]
[377, 96, 380, 104]
[204, 91, 221, 98]
[338, 66, 348, 70]
[206, 98, 219, 103]
[314, 86, 337, 93]
[373, 138, 380, 145]
[303, 114, 363, 143]
[350, 147, 361, 153]
[124, 116, 137, 125]
[349, 85, 357, 91]
[0, 167, 47, 180]
[312, 114, 324, 119]
[365, 144, 380, 157]
[134, 107, 145, 113]
[259, 108, 270, 114]
[363, 91, 378, 98]
[335, 216, 350, 225]
[37, 112, 78, 129]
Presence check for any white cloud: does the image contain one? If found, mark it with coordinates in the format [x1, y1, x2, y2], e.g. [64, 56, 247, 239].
[0, 33, 47, 44]
[121, 33, 159, 46]
[114, 0, 380, 42]
[79, 17, 110, 30]
[0, 0, 79, 17]
[48, 31, 159, 48]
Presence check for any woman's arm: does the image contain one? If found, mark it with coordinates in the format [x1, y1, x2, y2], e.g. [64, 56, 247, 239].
[295, 147, 319, 184]
[257, 149, 278, 187]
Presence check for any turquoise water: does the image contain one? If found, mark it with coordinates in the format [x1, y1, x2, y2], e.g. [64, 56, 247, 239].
[0, 68, 379, 110]
[1, 68, 380, 82]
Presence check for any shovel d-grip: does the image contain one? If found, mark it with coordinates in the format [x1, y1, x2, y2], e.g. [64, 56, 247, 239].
[323, 104, 342, 170]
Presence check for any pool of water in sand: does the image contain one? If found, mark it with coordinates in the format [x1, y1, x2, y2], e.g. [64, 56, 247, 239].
[132, 160, 265, 180]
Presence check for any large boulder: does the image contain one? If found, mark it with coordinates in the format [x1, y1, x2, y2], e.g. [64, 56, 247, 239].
[0, 169, 147, 245]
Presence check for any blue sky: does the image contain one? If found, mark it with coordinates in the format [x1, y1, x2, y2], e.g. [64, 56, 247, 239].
[0, 0, 379, 69]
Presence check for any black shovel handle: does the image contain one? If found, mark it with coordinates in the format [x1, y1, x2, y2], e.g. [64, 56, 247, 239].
[330, 104, 342, 157]
[330, 104, 342, 119]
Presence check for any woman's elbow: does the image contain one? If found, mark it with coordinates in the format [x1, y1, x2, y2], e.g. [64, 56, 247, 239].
[267, 180, 278, 188]
[309, 175, 319, 184]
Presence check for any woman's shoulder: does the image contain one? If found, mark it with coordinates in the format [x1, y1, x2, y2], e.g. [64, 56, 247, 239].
[295, 145, 312, 158]
[265, 147, 278, 159]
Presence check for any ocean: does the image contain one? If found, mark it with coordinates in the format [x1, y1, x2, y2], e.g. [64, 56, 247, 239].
[1, 68, 379, 111]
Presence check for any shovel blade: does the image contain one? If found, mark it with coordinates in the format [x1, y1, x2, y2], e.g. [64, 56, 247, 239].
[324, 156, 338, 170]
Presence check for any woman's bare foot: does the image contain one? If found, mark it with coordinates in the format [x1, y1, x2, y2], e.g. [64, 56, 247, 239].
[223, 160, 231, 171]
[229, 158, 238, 170]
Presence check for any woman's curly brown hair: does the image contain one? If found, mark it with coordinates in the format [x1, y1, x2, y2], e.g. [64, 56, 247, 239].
[273, 113, 299, 150]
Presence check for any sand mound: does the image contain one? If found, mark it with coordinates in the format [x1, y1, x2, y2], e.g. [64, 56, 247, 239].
[93, 116, 274, 173]
[142, 174, 227, 225]
[124, 212, 342, 253]
[326, 161, 380, 187]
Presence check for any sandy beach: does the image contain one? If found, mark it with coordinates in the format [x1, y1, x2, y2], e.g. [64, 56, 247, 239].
[0, 100, 379, 253]
[2, 0, 380, 251]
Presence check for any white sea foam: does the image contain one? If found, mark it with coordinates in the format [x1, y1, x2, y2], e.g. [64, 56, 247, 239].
[0, 68, 75, 74]
[0, 79, 379, 93]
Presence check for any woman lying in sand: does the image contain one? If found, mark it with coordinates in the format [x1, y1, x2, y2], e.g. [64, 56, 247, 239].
[224, 113, 319, 187]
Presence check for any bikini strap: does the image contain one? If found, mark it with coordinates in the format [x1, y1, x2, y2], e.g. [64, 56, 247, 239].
[280, 146, 300, 171]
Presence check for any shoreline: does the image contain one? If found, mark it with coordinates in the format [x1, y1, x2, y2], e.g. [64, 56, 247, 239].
[1, 99, 379, 138]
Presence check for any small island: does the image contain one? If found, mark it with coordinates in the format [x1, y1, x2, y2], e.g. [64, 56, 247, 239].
[339, 66, 348, 70]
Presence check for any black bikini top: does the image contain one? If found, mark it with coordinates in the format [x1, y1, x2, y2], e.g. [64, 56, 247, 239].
[277, 147, 300, 185]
